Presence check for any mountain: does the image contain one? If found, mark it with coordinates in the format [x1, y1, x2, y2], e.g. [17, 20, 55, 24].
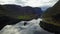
[40, 0, 60, 33]
[0, 4, 43, 20]
[0, 4, 43, 30]
[41, 6, 51, 11]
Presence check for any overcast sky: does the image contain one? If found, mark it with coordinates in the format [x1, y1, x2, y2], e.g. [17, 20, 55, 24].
[0, 0, 58, 7]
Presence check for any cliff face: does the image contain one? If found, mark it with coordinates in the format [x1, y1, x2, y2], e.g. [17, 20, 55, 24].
[0, 4, 42, 20]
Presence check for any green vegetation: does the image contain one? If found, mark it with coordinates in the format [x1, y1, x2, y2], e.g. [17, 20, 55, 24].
[17, 15, 33, 20]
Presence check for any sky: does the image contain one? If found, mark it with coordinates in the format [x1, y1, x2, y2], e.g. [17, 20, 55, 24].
[0, 0, 58, 11]
[0, 0, 58, 7]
